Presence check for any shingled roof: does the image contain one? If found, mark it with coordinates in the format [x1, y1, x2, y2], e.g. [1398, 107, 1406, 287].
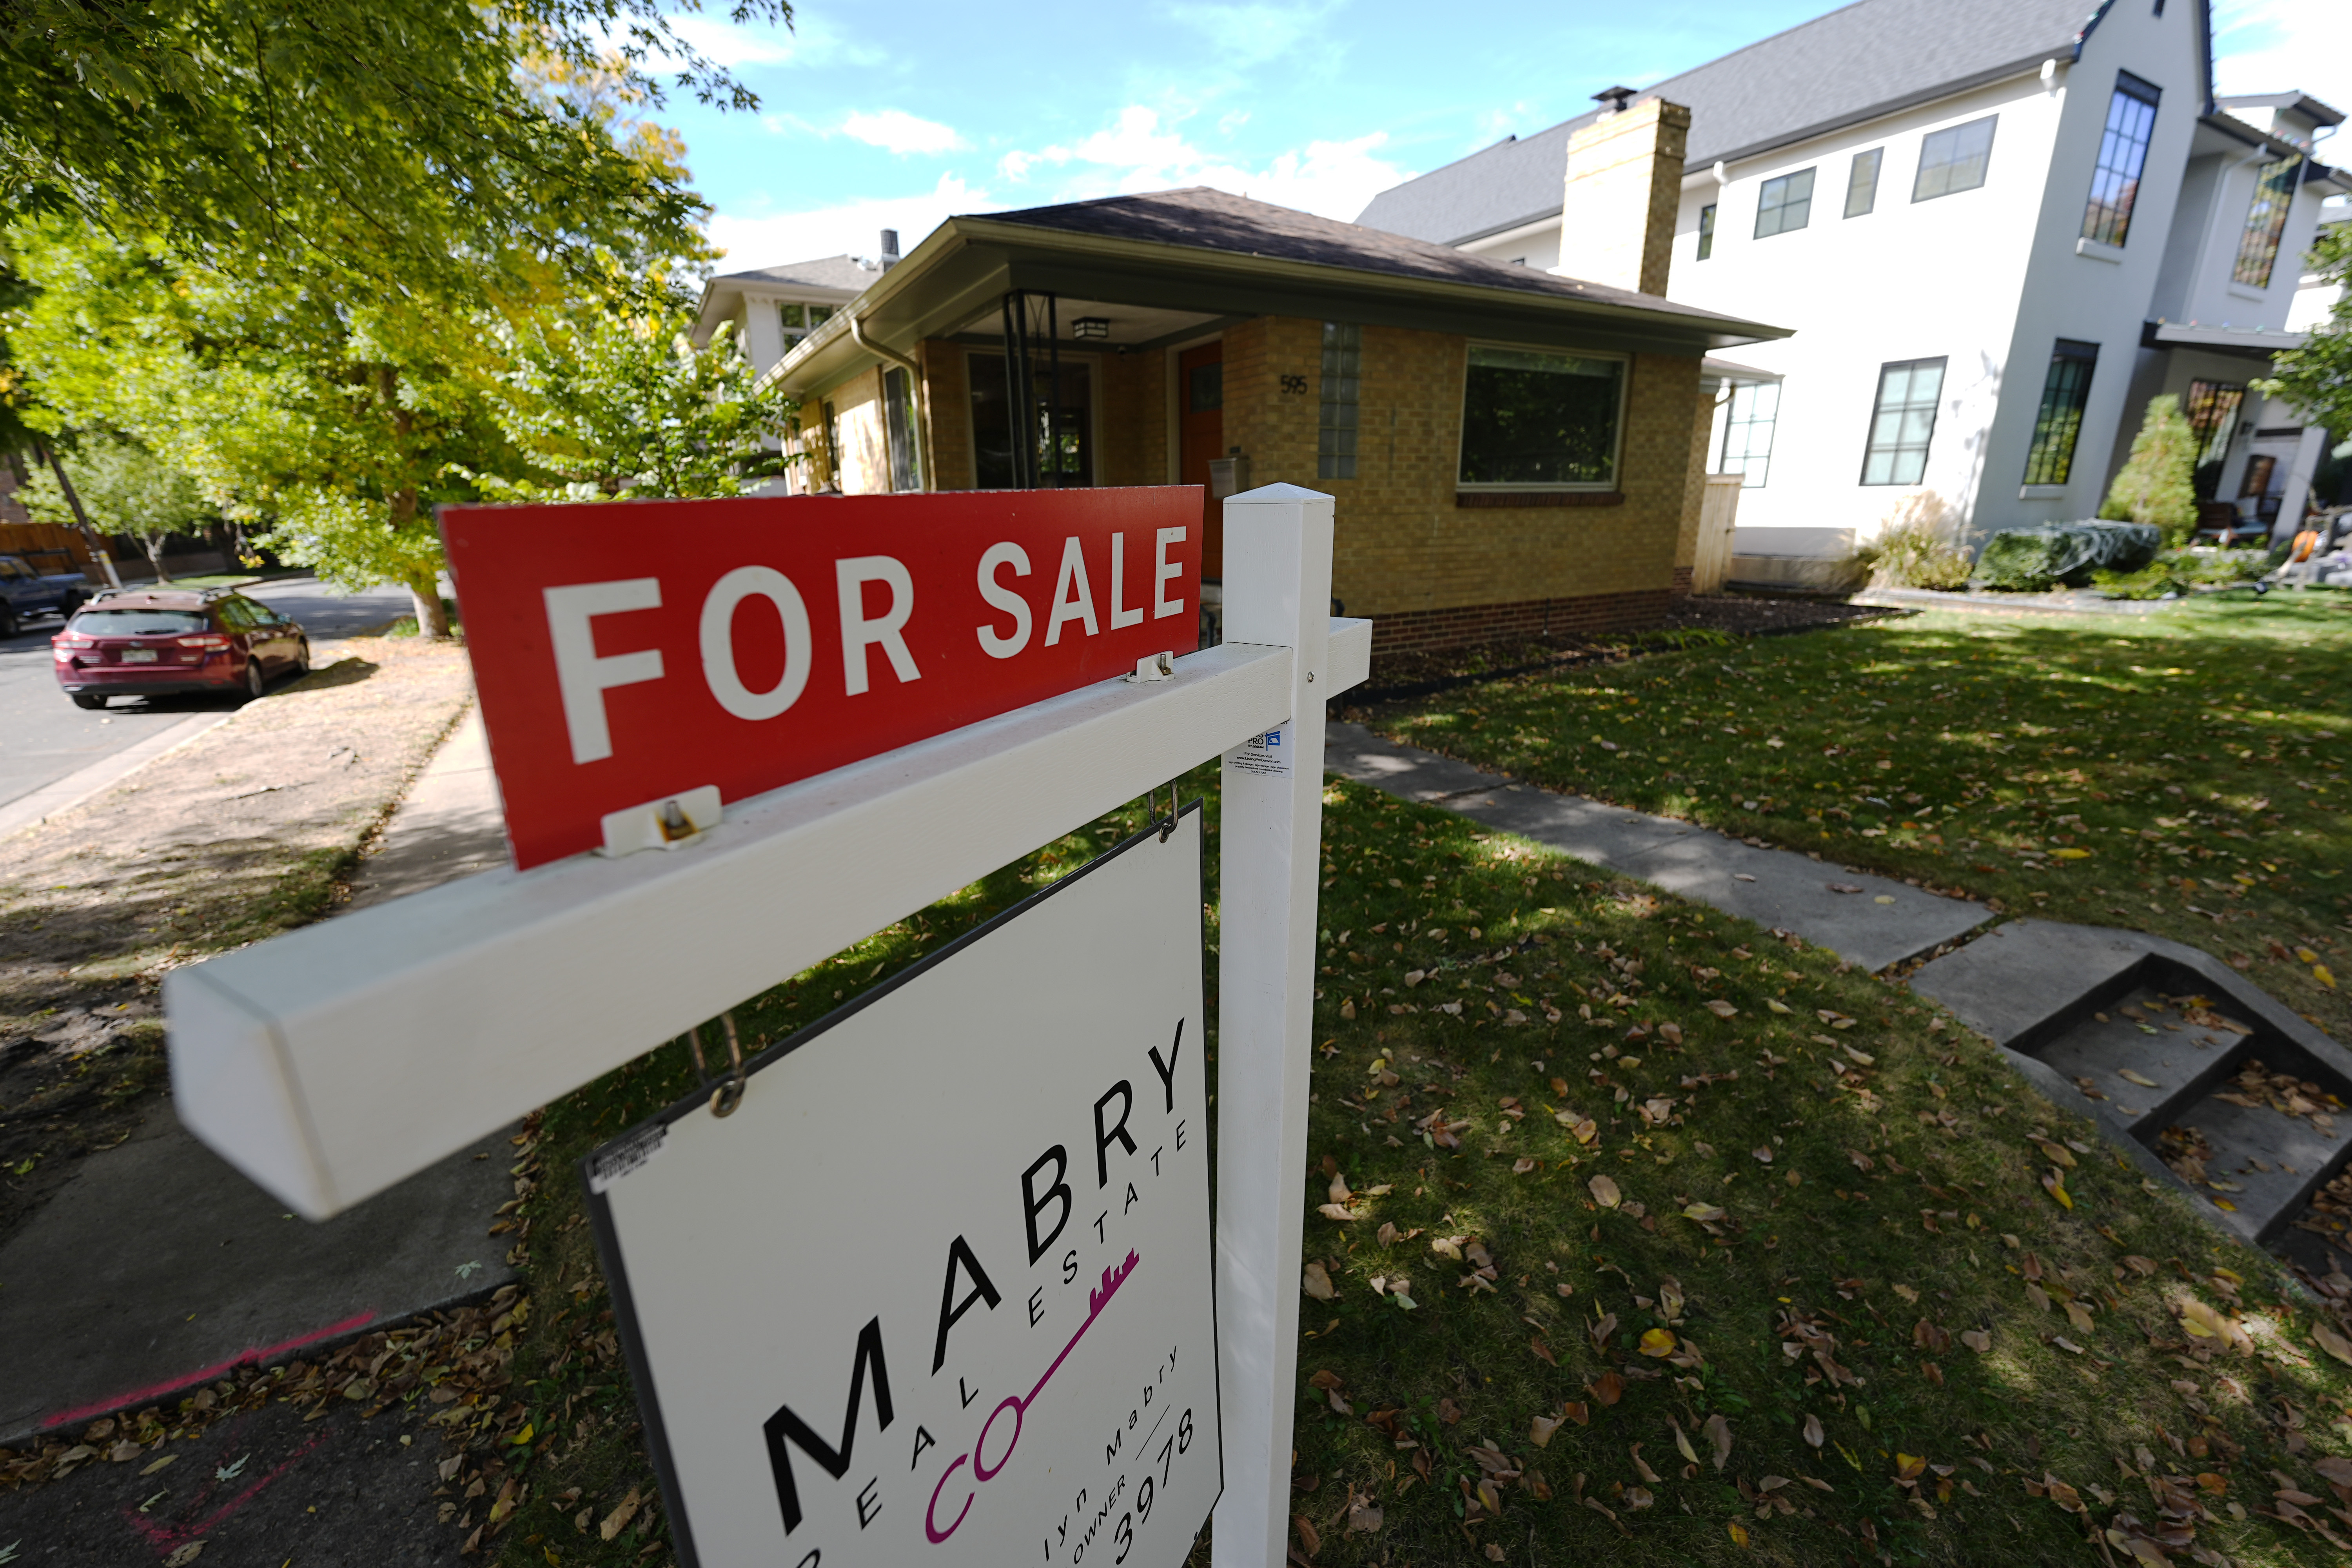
[1357, 0, 2116, 246]
[987, 186, 1736, 325]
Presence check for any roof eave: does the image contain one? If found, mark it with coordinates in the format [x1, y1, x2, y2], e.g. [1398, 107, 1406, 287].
[767, 212, 1791, 397]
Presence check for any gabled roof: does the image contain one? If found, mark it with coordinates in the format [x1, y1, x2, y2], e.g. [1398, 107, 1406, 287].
[709, 255, 882, 294]
[762, 186, 1791, 397]
[1357, 0, 2108, 246]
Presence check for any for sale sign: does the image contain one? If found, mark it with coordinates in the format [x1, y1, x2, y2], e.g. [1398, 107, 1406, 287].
[441, 489, 1203, 868]
[584, 810, 1221, 1568]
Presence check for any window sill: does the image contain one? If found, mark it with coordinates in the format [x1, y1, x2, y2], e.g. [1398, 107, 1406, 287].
[1455, 490, 1625, 508]
[2227, 282, 2269, 303]
[2018, 484, 2069, 500]
[2074, 237, 2125, 264]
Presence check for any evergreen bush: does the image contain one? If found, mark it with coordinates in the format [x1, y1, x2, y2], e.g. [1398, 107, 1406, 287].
[2100, 394, 2200, 544]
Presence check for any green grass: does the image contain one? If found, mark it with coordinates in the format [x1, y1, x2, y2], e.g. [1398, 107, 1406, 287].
[478, 713, 2352, 1568]
[1371, 593, 2350, 1037]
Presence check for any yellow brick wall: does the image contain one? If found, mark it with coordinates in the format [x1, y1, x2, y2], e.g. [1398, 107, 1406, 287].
[920, 340, 973, 490]
[1212, 315, 1704, 628]
[1098, 347, 1168, 487]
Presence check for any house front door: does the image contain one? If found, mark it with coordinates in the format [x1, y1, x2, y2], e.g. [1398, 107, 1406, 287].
[1178, 340, 1224, 579]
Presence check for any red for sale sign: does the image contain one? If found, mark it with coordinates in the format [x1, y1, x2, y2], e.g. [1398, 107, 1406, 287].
[441, 489, 1203, 869]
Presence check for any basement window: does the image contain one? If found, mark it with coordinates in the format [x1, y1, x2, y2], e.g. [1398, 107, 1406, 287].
[1457, 345, 1625, 489]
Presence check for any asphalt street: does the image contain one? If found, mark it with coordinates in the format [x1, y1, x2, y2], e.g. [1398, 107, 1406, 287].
[0, 577, 415, 815]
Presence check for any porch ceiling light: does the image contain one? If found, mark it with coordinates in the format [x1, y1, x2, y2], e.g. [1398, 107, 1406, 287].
[1071, 316, 1111, 340]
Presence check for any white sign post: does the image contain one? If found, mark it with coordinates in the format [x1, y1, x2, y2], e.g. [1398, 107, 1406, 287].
[162, 484, 1358, 1568]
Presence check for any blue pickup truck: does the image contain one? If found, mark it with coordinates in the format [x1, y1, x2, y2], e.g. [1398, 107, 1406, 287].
[0, 553, 91, 636]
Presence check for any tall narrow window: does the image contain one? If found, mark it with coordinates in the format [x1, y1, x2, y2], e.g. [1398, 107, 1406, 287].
[1717, 382, 1780, 488]
[883, 366, 923, 492]
[2022, 340, 2099, 485]
[1317, 322, 1362, 481]
[820, 399, 841, 489]
[1754, 169, 1815, 238]
[2082, 74, 2161, 246]
[2185, 379, 2246, 466]
[1913, 116, 1997, 201]
[2232, 156, 2298, 288]
[1844, 149, 1883, 217]
[1697, 203, 1717, 259]
[1860, 358, 1947, 485]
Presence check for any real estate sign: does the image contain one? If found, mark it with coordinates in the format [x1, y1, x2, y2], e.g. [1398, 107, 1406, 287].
[585, 810, 1221, 1568]
[443, 489, 1203, 868]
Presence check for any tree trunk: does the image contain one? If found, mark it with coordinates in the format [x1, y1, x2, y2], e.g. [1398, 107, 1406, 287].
[34, 442, 123, 589]
[404, 564, 450, 639]
[145, 534, 172, 584]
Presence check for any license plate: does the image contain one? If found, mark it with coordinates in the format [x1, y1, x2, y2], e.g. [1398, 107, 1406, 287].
[119, 649, 158, 663]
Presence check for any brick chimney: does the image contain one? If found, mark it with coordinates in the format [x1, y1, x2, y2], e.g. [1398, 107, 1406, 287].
[1557, 94, 1690, 298]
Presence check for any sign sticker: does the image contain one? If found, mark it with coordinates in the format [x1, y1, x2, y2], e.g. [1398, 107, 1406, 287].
[1224, 726, 1292, 778]
[586, 811, 1221, 1568]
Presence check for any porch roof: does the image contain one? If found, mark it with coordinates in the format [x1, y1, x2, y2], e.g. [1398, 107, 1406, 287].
[760, 187, 1791, 397]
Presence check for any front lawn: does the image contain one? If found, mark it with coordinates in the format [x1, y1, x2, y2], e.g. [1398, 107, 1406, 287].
[1369, 593, 2349, 1033]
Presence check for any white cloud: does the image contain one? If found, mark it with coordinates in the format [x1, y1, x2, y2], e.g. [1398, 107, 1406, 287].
[2211, 0, 2352, 129]
[1160, 0, 1343, 69]
[994, 106, 1413, 222]
[660, 13, 801, 67]
[705, 173, 992, 268]
[841, 109, 967, 156]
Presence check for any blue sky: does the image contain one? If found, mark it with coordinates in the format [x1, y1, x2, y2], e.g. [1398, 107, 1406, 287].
[650, 0, 2350, 269]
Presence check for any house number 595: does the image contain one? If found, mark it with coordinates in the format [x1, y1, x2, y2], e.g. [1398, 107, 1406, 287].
[1278, 374, 1308, 396]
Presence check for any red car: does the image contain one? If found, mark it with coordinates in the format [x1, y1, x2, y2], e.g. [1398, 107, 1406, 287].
[52, 589, 311, 710]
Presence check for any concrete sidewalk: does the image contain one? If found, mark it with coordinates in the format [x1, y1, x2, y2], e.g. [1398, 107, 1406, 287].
[1325, 721, 1989, 973]
[0, 705, 518, 1446]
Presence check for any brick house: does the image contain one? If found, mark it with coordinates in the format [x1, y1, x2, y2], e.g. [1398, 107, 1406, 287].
[717, 142, 1788, 652]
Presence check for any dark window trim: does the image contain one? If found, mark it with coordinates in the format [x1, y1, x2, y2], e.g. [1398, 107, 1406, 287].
[1754, 167, 1817, 239]
[1858, 356, 1948, 487]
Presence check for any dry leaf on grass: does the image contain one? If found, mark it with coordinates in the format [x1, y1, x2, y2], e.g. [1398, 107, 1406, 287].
[599, 1486, 642, 1541]
[2313, 1322, 2352, 1367]
[1802, 1413, 1824, 1448]
[1302, 1261, 1335, 1301]
[1702, 1413, 1733, 1470]
[1588, 1174, 1622, 1208]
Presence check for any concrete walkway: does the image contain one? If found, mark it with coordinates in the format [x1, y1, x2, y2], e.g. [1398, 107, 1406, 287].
[0, 706, 518, 1446]
[1325, 722, 1988, 973]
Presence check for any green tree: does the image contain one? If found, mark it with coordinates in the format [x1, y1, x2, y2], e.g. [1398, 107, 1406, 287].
[479, 303, 793, 501]
[2099, 393, 2199, 544]
[2261, 221, 2352, 480]
[18, 434, 211, 580]
[0, 0, 788, 291]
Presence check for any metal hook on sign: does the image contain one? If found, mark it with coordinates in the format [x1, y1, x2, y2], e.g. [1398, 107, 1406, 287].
[711, 1011, 748, 1117]
[1156, 779, 1180, 842]
[684, 1024, 711, 1086]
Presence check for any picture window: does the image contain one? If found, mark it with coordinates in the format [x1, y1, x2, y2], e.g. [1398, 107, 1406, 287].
[1457, 345, 1626, 488]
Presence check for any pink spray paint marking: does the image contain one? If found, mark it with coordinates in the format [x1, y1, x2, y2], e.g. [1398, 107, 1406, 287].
[927, 1250, 1138, 1544]
[44, 1309, 376, 1431]
[123, 1423, 336, 1552]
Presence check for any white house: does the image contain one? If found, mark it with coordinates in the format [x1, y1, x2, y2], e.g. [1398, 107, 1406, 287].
[1356, 0, 2347, 579]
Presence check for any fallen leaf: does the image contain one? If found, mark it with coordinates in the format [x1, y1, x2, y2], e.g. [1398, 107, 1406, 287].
[1893, 1283, 1919, 1305]
[2033, 1138, 2076, 1169]
[140, 1454, 179, 1477]
[1376, 1222, 1400, 1247]
[1703, 1412, 1733, 1470]
[1751, 1145, 1773, 1164]
[1294, 1514, 1321, 1559]
[2054, 848, 2091, 860]
[1842, 1045, 1875, 1066]
[1531, 1414, 1563, 1448]
[1681, 1202, 1726, 1223]
[1302, 1261, 1335, 1301]
[1590, 1372, 1625, 1406]
[1767, 999, 1793, 1014]
[1961, 1329, 1991, 1353]
[2042, 1171, 2073, 1210]
[1589, 1174, 1622, 1209]
[1705, 1000, 1739, 1018]
[1345, 1495, 1383, 1535]
[163, 1547, 203, 1568]
[1513, 1157, 1538, 1174]
[1729, 1521, 1750, 1547]
[2118, 1069, 2161, 1088]
[1624, 1486, 1654, 1511]
[1563, 1400, 1591, 1426]
[1803, 1413, 1824, 1448]
[1328, 1172, 1352, 1203]
[1317, 1203, 1360, 1222]
[1671, 1417, 1700, 1465]
[2312, 1323, 2352, 1368]
[599, 1486, 642, 1541]
[1639, 1328, 1677, 1357]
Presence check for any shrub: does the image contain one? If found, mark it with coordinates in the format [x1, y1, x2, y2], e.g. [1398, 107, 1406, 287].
[1975, 521, 2163, 590]
[2100, 394, 2199, 544]
[2094, 546, 2276, 599]
[1867, 493, 1972, 589]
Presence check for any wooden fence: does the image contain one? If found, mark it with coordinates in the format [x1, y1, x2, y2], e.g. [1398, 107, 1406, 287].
[1691, 474, 1743, 594]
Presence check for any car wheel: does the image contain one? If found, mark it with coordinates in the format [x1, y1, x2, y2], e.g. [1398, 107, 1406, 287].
[71, 693, 107, 711]
[0, 606, 18, 638]
[241, 660, 268, 704]
[292, 639, 311, 675]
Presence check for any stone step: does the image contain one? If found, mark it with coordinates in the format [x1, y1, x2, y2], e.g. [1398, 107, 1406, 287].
[1909, 919, 2352, 1264]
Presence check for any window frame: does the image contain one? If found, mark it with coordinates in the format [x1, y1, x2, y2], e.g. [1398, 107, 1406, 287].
[1911, 116, 1998, 202]
[1858, 357, 1948, 487]
[2185, 379, 2247, 468]
[1717, 381, 1781, 489]
[1317, 321, 1362, 481]
[1453, 341, 1631, 493]
[1844, 148, 1884, 217]
[1697, 202, 1716, 260]
[2021, 339, 2100, 487]
[2081, 73, 2161, 248]
[2231, 155, 2298, 289]
[882, 365, 924, 494]
[1754, 167, 1817, 239]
